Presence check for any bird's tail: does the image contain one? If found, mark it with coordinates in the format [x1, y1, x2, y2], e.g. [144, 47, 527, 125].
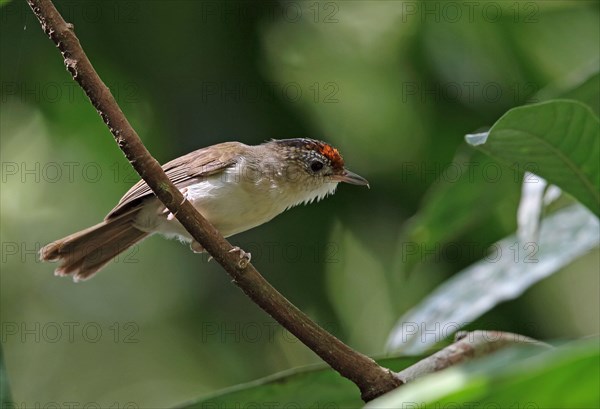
[40, 210, 149, 282]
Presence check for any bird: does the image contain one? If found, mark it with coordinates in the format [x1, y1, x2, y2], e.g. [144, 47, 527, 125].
[39, 138, 369, 282]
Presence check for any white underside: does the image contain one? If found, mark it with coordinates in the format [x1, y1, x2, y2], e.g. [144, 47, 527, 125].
[132, 166, 338, 242]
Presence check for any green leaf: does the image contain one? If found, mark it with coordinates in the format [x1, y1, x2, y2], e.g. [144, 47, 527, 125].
[388, 204, 599, 354]
[369, 339, 600, 409]
[395, 148, 520, 274]
[465, 100, 600, 216]
[536, 68, 600, 116]
[176, 357, 420, 409]
[558, 71, 600, 117]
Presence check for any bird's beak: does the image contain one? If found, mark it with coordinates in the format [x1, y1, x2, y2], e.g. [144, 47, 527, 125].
[332, 170, 370, 188]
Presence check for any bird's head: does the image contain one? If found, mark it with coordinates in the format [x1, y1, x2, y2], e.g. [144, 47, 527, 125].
[259, 138, 369, 206]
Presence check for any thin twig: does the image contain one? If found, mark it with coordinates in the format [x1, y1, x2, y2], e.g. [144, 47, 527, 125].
[26, 0, 402, 401]
[395, 331, 551, 383]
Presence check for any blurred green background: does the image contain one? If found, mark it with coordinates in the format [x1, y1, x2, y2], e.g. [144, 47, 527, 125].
[1, 0, 598, 407]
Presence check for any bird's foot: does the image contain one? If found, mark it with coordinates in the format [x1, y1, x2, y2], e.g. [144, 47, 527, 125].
[229, 246, 251, 269]
[190, 240, 204, 253]
[191, 241, 214, 262]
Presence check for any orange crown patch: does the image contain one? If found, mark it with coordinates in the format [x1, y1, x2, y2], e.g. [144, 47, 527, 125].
[318, 143, 344, 170]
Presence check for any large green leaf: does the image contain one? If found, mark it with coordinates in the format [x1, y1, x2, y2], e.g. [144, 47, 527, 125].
[176, 356, 420, 409]
[369, 340, 600, 409]
[388, 204, 599, 354]
[466, 100, 600, 216]
[558, 71, 600, 116]
[394, 148, 520, 275]
[536, 69, 600, 116]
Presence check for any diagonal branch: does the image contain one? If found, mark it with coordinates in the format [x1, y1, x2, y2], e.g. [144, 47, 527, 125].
[26, 0, 402, 402]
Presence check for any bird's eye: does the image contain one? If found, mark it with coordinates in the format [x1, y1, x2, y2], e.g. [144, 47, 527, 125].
[310, 160, 324, 172]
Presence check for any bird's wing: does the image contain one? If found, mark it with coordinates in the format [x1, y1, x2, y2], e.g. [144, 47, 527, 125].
[106, 142, 245, 220]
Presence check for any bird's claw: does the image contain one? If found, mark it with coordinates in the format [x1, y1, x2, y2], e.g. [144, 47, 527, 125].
[190, 240, 204, 253]
[229, 246, 251, 269]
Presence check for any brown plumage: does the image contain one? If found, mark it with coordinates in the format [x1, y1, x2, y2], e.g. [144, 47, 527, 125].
[40, 143, 241, 281]
[40, 139, 369, 281]
[40, 209, 149, 281]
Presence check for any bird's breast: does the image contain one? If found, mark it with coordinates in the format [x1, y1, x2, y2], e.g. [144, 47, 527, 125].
[134, 164, 337, 240]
